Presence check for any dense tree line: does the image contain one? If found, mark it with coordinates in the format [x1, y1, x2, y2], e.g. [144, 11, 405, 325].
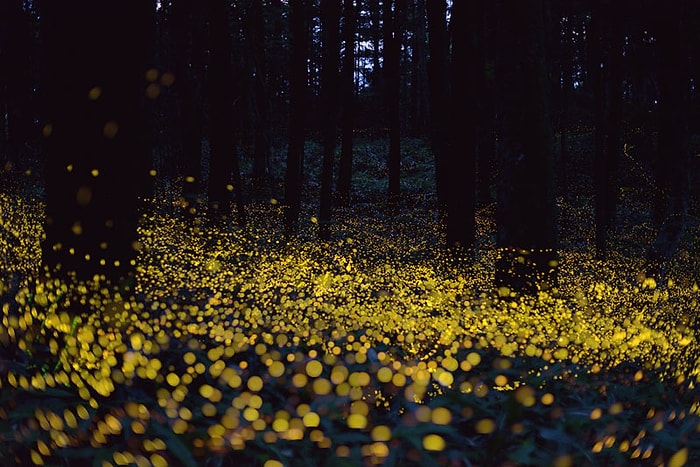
[0, 0, 698, 295]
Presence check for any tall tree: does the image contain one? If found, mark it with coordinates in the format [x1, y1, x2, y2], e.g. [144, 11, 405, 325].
[494, 0, 558, 294]
[170, 0, 206, 218]
[475, 2, 496, 207]
[445, 0, 478, 250]
[318, 0, 342, 241]
[557, 13, 574, 219]
[336, 0, 357, 207]
[589, 1, 608, 260]
[41, 0, 151, 290]
[645, 0, 690, 281]
[206, 0, 246, 227]
[383, 0, 406, 206]
[284, 0, 309, 237]
[0, 0, 35, 170]
[245, 0, 272, 188]
[426, 0, 450, 207]
[590, 0, 623, 260]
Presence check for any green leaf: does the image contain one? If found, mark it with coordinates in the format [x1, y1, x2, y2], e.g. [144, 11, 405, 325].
[151, 422, 199, 467]
[507, 436, 537, 464]
[538, 427, 577, 446]
[328, 430, 370, 445]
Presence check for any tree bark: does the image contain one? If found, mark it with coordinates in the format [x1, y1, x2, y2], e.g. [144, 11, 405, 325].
[41, 0, 151, 289]
[426, 0, 450, 208]
[0, 1, 35, 169]
[445, 0, 477, 250]
[590, 1, 609, 260]
[558, 12, 573, 212]
[170, 0, 206, 218]
[605, 6, 623, 230]
[245, 0, 272, 188]
[284, 0, 309, 237]
[476, 2, 496, 207]
[494, 0, 558, 294]
[206, 0, 245, 227]
[590, 0, 624, 260]
[645, 0, 690, 282]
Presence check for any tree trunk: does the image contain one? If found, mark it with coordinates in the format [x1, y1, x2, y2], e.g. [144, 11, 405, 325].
[645, 0, 690, 282]
[336, 0, 356, 207]
[0, 1, 35, 170]
[170, 0, 205, 218]
[590, 1, 609, 260]
[494, 0, 558, 295]
[445, 0, 477, 250]
[476, 2, 495, 207]
[41, 0, 151, 290]
[284, 0, 309, 237]
[426, 0, 450, 209]
[318, 0, 342, 241]
[591, 0, 624, 260]
[559, 13, 573, 213]
[605, 6, 623, 230]
[245, 0, 272, 191]
[206, 0, 245, 227]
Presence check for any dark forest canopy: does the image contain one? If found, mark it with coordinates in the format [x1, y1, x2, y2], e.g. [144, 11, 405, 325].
[0, 0, 699, 291]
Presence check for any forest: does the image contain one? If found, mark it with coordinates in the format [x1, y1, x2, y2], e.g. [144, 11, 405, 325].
[1, 0, 700, 465]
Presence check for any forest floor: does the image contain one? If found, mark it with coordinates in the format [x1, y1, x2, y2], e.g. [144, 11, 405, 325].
[0, 132, 700, 466]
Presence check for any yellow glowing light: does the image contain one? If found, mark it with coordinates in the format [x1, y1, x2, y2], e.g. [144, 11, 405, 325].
[103, 121, 118, 139]
[145, 68, 159, 81]
[146, 83, 161, 99]
[302, 412, 320, 427]
[475, 418, 495, 434]
[268, 361, 285, 378]
[247, 375, 264, 392]
[305, 360, 323, 378]
[431, 406, 452, 425]
[312, 378, 332, 395]
[552, 454, 573, 467]
[371, 425, 392, 441]
[160, 72, 175, 86]
[668, 447, 688, 467]
[346, 414, 367, 429]
[466, 352, 481, 366]
[422, 434, 446, 451]
[376, 366, 393, 383]
[88, 86, 102, 100]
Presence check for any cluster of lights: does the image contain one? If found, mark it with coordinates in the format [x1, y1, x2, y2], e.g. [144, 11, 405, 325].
[0, 174, 698, 465]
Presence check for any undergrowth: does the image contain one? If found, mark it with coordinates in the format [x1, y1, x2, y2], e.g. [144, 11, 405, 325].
[0, 135, 699, 466]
